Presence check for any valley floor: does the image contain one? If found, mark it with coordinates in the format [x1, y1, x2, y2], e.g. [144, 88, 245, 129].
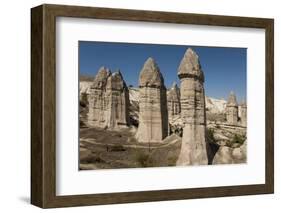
[79, 127, 181, 170]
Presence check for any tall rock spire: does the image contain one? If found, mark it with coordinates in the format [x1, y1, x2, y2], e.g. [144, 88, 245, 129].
[87, 67, 130, 128]
[176, 48, 208, 165]
[167, 82, 181, 119]
[226, 91, 238, 125]
[87, 67, 111, 126]
[136, 57, 169, 143]
[105, 70, 130, 128]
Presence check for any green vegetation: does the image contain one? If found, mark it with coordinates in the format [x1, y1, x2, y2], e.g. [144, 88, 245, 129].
[167, 155, 178, 166]
[206, 112, 226, 122]
[134, 151, 154, 167]
[80, 92, 88, 106]
[206, 128, 216, 143]
[231, 134, 246, 145]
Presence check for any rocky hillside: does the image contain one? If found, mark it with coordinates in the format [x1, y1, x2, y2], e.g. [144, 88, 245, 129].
[79, 81, 92, 96]
[80, 82, 246, 165]
[127, 87, 228, 123]
[205, 96, 227, 113]
[79, 83, 228, 122]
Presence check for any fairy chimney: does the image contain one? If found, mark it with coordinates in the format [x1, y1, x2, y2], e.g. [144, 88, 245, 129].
[104, 70, 130, 128]
[87, 67, 111, 127]
[226, 91, 238, 125]
[136, 57, 169, 143]
[167, 82, 181, 119]
[176, 48, 208, 165]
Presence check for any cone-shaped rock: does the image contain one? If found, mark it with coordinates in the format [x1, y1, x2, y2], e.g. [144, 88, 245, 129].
[139, 57, 165, 87]
[226, 91, 238, 125]
[176, 48, 208, 165]
[167, 82, 181, 119]
[88, 67, 111, 126]
[178, 48, 204, 81]
[104, 70, 130, 128]
[136, 58, 169, 143]
[91, 66, 111, 89]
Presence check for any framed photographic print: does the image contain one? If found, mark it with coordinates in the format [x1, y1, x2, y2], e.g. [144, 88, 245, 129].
[31, 4, 274, 208]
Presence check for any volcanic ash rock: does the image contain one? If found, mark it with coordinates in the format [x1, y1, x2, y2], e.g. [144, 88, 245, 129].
[87, 67, 111, 127]
[104, 71, 130, 128]
[176, 48, 208, 165]
[226, 91, 238, 125]
[136, 57, 169, 143]
[167, 82, 181, 120]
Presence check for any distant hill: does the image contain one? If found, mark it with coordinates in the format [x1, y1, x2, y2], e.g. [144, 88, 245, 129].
[79, 75, 95, 82]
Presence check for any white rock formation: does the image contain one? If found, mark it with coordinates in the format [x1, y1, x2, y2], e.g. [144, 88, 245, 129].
[79, 81, 93, 98]
[226, 91, 238, 125]
[136, 57, 169, 143]
[87, 67, 110, 126]
[167, 82, 181, 120]
[104, 71, 130, 128]
[87, 67, 130, 128]
[205, 97, 227, 114]
[176, 48, 208, 165]
[212, 141, 247, 164]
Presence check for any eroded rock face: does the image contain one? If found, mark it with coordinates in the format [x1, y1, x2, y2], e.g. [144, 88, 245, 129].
[167, 82, 181, 120]
[226, 92, 238, 125]
[240, 101, 247, 127]
[88, 67, 111, 126]
[136, 57, 169, 143]
[87, 67, 130, 128]
[104, 71, 130, 128]
[176, 48, 208, 165]
[212, 141, 247, 164]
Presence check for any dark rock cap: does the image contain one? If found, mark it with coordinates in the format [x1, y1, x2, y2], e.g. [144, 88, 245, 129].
[139, 57, 165, 88]
[177, 48, 204, 81]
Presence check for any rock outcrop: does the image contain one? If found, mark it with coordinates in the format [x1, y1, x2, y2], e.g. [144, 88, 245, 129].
[79, 81, 93, 98]
[104, 71, 130, 128]
[226, 91, 238, 125]
[240, 101, 247, 127]
[167, 82, 181, 120]
[212, 141, 247, 164]
[87, 67, 130, 128]
[136, 57, 169, 143]
[176, 48, 208, 165]
[88, 67, 111, 127]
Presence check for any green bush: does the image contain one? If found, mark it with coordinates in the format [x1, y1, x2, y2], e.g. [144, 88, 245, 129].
[80, 92, 88, 105]
[206, 128, 216, 143]
[135, 151, 153, 167]
[231, 134, 246, 145]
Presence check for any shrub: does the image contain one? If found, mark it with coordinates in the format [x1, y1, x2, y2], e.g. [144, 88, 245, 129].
[80, 92, 88, 105]
[231, 134, 246, 145]
[206, 128, 216, 143]
[135, 151, 153, 167]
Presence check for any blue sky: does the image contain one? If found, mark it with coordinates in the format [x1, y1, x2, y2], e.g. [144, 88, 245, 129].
[79, 41, 246, 102]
